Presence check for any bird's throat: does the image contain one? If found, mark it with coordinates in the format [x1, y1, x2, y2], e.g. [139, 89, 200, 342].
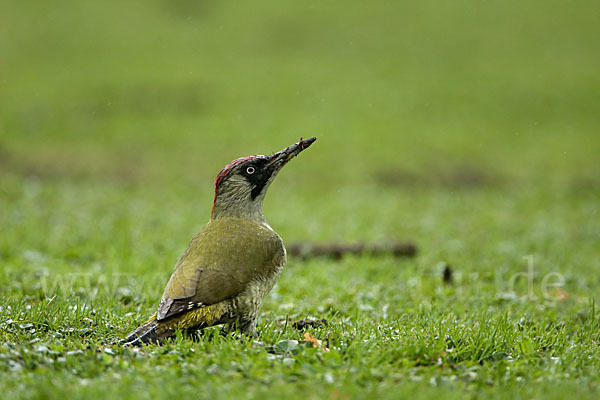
[210, 195, 267, 222]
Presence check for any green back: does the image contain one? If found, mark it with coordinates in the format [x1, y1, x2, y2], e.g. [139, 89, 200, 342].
[157, 218, 285, 320]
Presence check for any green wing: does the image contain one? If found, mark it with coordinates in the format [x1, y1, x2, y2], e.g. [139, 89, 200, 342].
[156, 218, 285, 321]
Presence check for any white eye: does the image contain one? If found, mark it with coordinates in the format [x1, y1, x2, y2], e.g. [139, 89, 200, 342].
[246, 166, 255, 175]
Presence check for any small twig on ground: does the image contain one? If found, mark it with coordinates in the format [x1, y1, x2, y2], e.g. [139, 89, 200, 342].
[287, 241, 417, 260]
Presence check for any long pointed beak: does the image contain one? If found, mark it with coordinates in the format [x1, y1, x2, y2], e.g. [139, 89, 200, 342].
[267, 137, 317, 169]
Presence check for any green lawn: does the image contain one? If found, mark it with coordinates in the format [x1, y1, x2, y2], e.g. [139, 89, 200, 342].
[1, 1, 599, 399]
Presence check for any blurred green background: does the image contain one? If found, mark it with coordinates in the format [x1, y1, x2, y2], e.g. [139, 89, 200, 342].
[1, 0, 599, 295]
[2, 0, 599, 186]
[2, 0, 599, 293]
[2, 1, 600, 398]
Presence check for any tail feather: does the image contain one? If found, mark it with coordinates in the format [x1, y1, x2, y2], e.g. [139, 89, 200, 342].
[124, 313, 162, 346]
[122, 303, 230, 346]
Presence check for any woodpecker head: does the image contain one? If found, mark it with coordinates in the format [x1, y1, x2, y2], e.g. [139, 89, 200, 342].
[210, 137, 317, 221]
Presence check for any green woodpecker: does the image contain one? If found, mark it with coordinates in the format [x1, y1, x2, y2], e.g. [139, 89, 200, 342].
[123, 137, 317, 345]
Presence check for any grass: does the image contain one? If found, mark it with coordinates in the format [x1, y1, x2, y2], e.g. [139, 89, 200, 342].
[1, 0, 600, 399]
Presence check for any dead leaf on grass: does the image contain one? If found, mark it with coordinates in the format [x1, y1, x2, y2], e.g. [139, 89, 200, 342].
[303, 332, 329, 352]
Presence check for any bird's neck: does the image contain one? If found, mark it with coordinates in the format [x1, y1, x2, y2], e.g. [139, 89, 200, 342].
[210, 197, 267, 223]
